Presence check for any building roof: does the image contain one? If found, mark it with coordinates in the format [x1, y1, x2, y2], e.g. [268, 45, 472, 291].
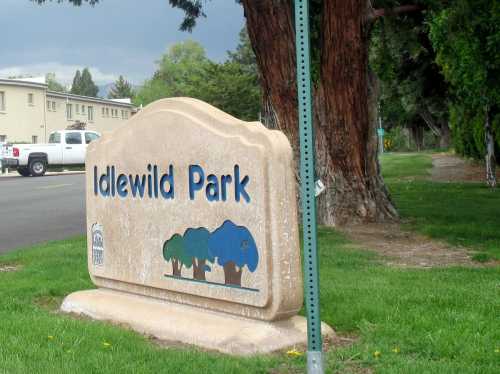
[0, 78, 47, 90]
[0, 78, 135, 109]
[47, 91, 135, 108]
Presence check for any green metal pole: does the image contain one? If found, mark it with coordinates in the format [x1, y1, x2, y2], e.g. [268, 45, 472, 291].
[294, 1, 324, 373]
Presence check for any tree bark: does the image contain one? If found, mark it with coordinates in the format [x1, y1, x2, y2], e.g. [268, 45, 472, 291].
[241, 0, 397, 226]
[223, 261, 242, 286]
[484, 106, 497, 188]
[440, 122, 451, 149]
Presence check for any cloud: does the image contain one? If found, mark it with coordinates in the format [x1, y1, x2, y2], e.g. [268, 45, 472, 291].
[0, 63, 118, 85]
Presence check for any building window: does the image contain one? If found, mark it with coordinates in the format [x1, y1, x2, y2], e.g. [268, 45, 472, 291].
[32, 136, 38, 144]
[82, 105, 86, 115]
[106, 108, 109, 117]
[76, 104, 80, 114]
[28, 93, 34, 106]
[66, 103, 73, 120]
[0, 135, 6, 143]
[0, 92, 5, 112]
[102, 107, 105, 117]
[47, 100, 51, 111]
[88, 106, 94, 122]
[52, 101, 56, 111]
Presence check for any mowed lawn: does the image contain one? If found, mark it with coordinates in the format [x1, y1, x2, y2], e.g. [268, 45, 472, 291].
[0, 153, 498, 373]
[381, 153, 500, 261]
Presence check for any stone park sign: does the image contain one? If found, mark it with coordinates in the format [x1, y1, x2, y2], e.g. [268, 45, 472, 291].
[61, 98, 333, 355]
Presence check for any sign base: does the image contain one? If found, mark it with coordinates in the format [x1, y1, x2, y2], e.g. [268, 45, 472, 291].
[61, 289, 334, 356]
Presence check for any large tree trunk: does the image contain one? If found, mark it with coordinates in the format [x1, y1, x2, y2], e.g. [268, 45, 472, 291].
[484, 106, 497, 188]
[241, 0, 397, 225]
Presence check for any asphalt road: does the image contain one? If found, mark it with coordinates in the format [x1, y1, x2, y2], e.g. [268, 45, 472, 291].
[0, 174, 86, 253]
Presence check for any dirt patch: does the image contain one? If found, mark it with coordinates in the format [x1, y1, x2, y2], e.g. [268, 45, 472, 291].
[430, 153, 500, 183]
[339, 223, 495, 268]
[0, 264, 19, 272]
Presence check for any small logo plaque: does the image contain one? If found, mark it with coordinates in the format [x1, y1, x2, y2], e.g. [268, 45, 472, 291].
[91, 223, 104, 266]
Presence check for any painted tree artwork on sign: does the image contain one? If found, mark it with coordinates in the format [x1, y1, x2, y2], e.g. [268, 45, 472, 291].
[208, 220, 259, 287]
[162, 234, 192, 277]
[162, 220, 259, 290]
[184, 227, 214, 281]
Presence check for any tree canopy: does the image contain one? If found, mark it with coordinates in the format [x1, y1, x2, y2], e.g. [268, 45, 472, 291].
[45, 73, 66, 92]
[135, 35, 260, 121]
[108, 75, 134, 99]
[70, 68, 99, 97]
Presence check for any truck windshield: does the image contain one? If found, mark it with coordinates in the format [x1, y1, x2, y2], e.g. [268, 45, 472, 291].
[49, 133, 61, 144]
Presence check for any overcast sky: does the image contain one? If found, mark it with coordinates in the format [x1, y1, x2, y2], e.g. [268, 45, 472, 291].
[0, 0, 245, 85]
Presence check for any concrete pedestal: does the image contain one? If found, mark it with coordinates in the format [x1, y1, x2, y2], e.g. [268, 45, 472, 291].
[61, 289, 334, 356]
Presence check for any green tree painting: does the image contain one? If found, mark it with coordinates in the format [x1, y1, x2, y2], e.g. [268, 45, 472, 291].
[162, 234, 192, 277]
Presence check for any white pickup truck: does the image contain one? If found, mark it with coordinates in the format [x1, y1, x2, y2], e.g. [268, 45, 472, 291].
[1, 130, 100, 177]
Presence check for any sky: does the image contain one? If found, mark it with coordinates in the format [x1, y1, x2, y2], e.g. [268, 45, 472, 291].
[0, 0, 245, 86]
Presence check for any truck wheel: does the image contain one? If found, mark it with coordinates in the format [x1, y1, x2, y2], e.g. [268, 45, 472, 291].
[17, 167, 31, 177]
[29, 159, 47, 177]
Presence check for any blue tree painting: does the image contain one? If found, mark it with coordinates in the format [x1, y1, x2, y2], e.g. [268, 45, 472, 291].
[208, 220, 259, 286]
[184, 227, 214, 281]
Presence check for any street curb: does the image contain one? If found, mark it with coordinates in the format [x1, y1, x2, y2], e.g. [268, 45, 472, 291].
[0, 170, 85, 178]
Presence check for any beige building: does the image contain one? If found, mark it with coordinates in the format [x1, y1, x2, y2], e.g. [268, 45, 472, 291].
[0, 78, 136, 143]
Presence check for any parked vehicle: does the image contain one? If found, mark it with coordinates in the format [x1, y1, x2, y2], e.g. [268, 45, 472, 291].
[1, 130, 100, 177]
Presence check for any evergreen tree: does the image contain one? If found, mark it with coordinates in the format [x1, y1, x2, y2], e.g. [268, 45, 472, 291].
[70, 70, 82, 95]
[227, 27, 257, 76]
[80, 68, 99, 97]
[108, 75, 134, 99]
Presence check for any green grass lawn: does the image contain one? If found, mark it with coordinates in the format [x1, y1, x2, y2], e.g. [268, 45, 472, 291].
[0, 153, 499, 373]
[381, 152, 500, 261]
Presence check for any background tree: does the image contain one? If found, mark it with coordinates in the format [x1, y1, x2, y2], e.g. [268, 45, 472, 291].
[108, 75, 134, 99]
[163, 234, 192, 277]
[135, 39, 260, 121]
[135, 40, 209, 104]
[71, 68, 99, 97]
[80, 68, 99, 97]
[45, 73, 66, 92]
[208, 220, 259, 287]
[227, 27, 258, 76]
[429, 0, 500, 187]
[70, 70, 82, 95]
[370, 10, 451, 150]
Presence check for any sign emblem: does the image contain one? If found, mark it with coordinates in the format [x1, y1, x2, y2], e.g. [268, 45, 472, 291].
[91, 223, 104, 266]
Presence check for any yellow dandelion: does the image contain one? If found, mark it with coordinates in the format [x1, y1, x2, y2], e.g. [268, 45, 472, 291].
[286, 349, 303, 357]
[373, 350, 381, 358]
[392, 347, 400, 354]
[47, 336, 54, 340]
